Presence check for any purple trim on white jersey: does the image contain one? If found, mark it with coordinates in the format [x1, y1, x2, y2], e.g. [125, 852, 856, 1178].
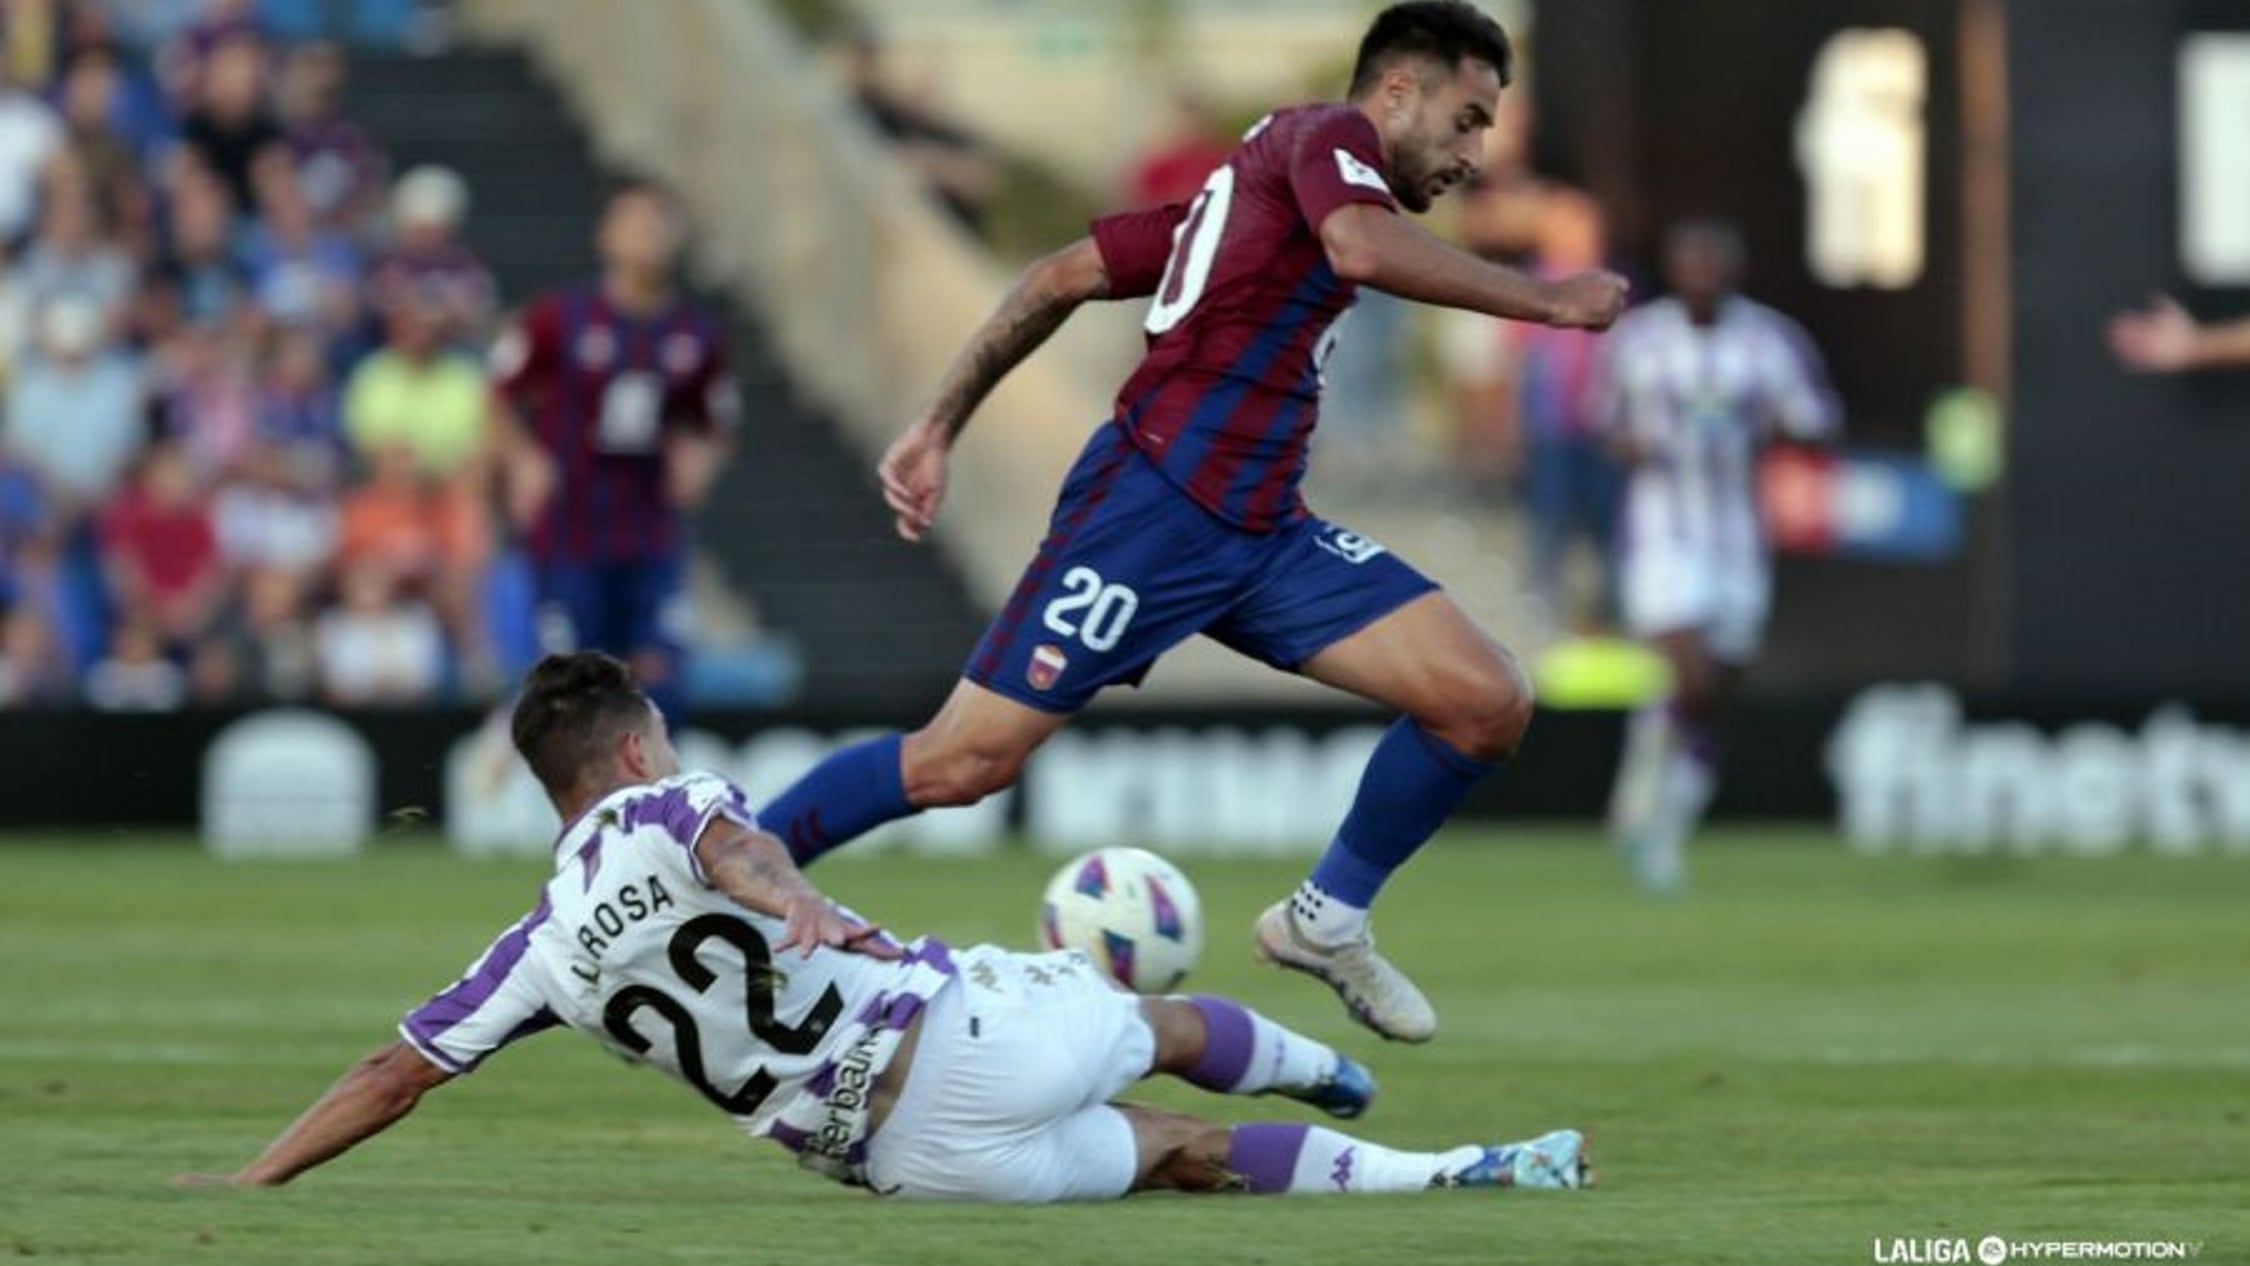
[896, 937, 956, 975]
[763, 954, 954, 1172]
[399, 893, 555, 1071]
[615, 777, 758, 886]
[622, 784, 703, 843]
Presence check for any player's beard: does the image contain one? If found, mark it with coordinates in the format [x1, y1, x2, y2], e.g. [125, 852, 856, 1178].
[1391, 156, 1435, 213]
[1390, 143, 1453, 214]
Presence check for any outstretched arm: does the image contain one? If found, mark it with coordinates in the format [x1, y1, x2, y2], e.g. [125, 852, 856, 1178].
[2110, 294, 2250, 372]
[1319, 203, 1629, 330]
[180, 1041, 453, 1187]
[879, 237, 1115, 541]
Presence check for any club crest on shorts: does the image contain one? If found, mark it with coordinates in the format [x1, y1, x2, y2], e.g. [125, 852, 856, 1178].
[1027, 643, 1069, 691]
[1316, 526, 1388, 565]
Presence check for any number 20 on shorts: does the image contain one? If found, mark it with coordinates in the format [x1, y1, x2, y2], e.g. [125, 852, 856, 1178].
[1042, 567, 1139, 653]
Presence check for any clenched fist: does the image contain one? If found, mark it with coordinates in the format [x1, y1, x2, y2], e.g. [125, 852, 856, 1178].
[1544, 270, 1632, 331]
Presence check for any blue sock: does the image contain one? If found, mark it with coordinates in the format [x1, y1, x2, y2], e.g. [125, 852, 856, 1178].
[759, 734, 917, 865]
[1305, 719, 1496, 910]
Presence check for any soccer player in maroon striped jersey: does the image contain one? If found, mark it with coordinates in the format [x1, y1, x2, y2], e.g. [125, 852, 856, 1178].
[763, 2, 1629, 1043]
[490, 183, 737, 718]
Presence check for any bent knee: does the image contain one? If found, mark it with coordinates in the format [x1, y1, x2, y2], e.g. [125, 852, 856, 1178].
[1421, 655, 1536, 761]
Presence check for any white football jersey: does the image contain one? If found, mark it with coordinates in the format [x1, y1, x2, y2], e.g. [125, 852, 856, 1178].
[1595, 296, 1840, 570]
[399, 772, 958, 1171]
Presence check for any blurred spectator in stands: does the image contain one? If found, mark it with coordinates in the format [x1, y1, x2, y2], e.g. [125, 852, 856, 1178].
[367, 164, 492, 343]
[220, 559, 314, 699]
[54, 46, 157, 256]
[53, 4, 176, 146]
[1510, 189, 1621, 621]
[0, 585, 70, 703]
[17, 165, 135, 325]
[84, 614, 187, 708]
[277, 40, 383, 234]
[207, 453, 325, 700]
[313, 558, 443, 706]
[176, 29, 283, 213]
[1125, 91, 1231, 210]
[242, 155, 358, 333]
[153, 321, 258, 481]
[254, 322, 341, 486]
[0, 459, 70, 705]
[343, 287, 487, 486]
[194, 320, 334, 700]
[846, 27, 996, 236]
[4, 293, 145, 521]
[98, 438, 225, 656]
[335, 441, 485, 682]
[492, 182, 736, 717]
[155, 0, 264, 108]
[213, 443, 332, 621]
[146, 160, 249, 325]
[0, 58, 60, 244]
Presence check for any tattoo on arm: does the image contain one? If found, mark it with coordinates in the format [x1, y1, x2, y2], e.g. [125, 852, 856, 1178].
[927, 247, 1110, 440]
[701, 827, 819, 918]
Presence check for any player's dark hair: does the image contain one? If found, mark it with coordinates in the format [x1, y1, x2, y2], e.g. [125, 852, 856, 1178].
[1349, 1, 1513, 98]
[510, 652, 653, 794]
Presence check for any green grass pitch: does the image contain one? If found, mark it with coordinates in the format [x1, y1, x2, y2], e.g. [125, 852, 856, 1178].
[3, 831, 2247, 1265]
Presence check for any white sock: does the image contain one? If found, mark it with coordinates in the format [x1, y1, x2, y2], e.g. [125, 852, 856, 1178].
[1608, 703, 1675, 838]
[1664, 745, 1716, 836]
[1638, 742, 1719, 890]
[1288, 880, 1369, 948]
[1232, 1123, 1481, 1195]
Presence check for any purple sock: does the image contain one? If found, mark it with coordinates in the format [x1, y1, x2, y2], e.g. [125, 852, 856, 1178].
[1181, 995, 1336, 1095]
[759, 733, 916, 865]
[1226, 1123, 1312, 1194]
[1307, 718, 1497, 907]
[1183, 996, 1256, 1092]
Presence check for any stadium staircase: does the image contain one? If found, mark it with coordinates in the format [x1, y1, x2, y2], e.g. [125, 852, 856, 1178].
[344, 50, 991, 710]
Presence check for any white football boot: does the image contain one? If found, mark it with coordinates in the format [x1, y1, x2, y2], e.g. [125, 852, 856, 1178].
[1253, 901, 1437, 1043]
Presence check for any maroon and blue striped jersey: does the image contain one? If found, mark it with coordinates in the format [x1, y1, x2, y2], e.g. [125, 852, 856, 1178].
[1091, 103, 1399, 531]
[491, 286, 738, 562]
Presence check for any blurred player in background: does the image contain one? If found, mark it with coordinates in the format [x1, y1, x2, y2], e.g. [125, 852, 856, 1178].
[757, 1, 1628, 1043]
[2108, 295, 2250, 372]
[181, 652, 1592, 1202]
[1596, 220, 1839, 894]
[491, 183, 737, 719]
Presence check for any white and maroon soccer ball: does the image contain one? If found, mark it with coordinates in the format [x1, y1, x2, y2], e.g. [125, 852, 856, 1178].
[1037, 847, 1204, 994]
